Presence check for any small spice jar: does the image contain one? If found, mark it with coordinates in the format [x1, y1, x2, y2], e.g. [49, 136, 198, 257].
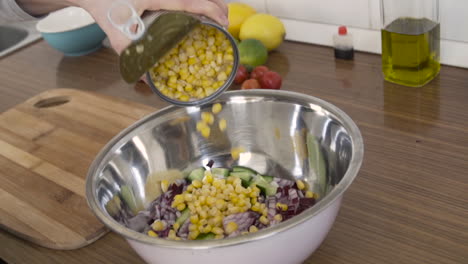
[333, 26, 354, 60]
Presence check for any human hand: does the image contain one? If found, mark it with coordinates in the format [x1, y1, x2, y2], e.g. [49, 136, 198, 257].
[72, 0, 228, 54]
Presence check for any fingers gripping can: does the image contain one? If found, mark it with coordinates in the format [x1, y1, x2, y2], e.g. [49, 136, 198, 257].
[111, 3, 239, 106]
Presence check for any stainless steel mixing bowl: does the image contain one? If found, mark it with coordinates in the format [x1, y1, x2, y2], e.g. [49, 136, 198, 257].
[86, 90, 364, 264]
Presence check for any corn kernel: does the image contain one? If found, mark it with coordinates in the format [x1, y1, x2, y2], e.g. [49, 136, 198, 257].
[184, 83, 193, 92]
[213, 215, 224, 226]
[206, 196, 216, 206]
[251, 203, 261, 212]
[179, 53, 188, 62]
[225, 222, 238, 235]
[205, 51, 213, 59]
[207, 36, 215, 45]
[228, 206, 240, 214]
[161, 180, 169, 193]
[259, 215, 269, 225]
[224, 54, 234, 61]
[274, 214, 283, 222]
[209, 207, 219, 217]
[188, 230, 199, 240]
[276, 203, 288, 211]
[173, 222, 180, 231]
[196, 121, 208, 132]
[199, 210, 208, 219]
[180, 72, 189, 80]
[216, 118, 227, 132]
[212, 226, 224, 235]
[190, 214, 199, 224]
[205, 87, 215, 96]
[235, 185, 244, 194]
[212, 179, 222, 189]
[206, 68, 215, 77]
[215, 199, 226, 210]
[152, 220, 166, 231]
[164, 59, 175, 68]
[231, 146, 245, 160]
[176, 203, 186, 211]
[168, 229, 177, 239]
[179, 94, 190, 102]
[186, 185, 194, 193]
[186, 46, 196, 56]
[188, 57, 197, 65]
[198, 195, 207, 205]
[203, 225, 213, 233]
[249, 225, 258, 233]
[189, 224, 197, 232]
[201, 126, 211, 138]
[215, 51, 222, 60]
[251, 197, 258, 205]
[203, 172, 214, 184]
[148, 230, 158, 237]
[167, 70, 176, 77]
[296, 180, 306, 190]
[236, 199, 246, 207]
[305, 191, 314, 198]
[169, 47, 178, 55]
[168, 75, 177, 84]
[215, 234, 224, 240]
[192, 180, 202, 188]
[217, 72, 227, 81]
[199, 218, 208, 226]
[201, 112, 214, 125]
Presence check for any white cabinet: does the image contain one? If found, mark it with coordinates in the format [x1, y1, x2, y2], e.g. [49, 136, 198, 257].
[266, 0, 371, 29]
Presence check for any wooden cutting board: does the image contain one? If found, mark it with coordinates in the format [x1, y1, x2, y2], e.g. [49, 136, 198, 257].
[0, 88, 155, 250]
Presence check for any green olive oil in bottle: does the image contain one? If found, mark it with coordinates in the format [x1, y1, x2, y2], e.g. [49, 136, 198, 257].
[381, 17, 440, 87]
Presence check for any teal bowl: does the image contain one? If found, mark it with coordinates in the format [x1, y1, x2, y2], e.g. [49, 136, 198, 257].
[36, 7, 107, 56]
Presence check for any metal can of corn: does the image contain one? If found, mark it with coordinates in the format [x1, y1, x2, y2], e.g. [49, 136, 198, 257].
[118, 9, 239, 107]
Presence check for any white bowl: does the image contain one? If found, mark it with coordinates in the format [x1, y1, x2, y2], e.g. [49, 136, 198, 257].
[36, 7, 96, 33]
[36, 7, 106, 56]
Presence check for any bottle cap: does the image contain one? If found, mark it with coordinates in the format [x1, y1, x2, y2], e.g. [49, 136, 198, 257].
[338, 26, 347, 35]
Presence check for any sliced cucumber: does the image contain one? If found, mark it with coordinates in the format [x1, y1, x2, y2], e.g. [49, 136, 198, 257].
[187, 168, 205, 182]
[230, 171, 254, 187]
[120, 185, 142, 215]
[195, 232, 216, 240]
[250, 176, 277, 196]
[261, 175, 274, 183]
[232, 166, 257, 174]
[175, 208, 190, 226]
[211, 167, 230, 178]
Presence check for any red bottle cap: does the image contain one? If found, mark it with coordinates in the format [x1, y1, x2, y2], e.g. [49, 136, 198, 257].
[338, 26, 347, 35]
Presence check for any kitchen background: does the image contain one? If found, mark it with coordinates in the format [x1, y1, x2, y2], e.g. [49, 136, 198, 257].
[228, 0, 468, 68]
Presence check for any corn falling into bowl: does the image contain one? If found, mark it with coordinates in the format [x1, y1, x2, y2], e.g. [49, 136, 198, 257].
[150, 24, 235, 102]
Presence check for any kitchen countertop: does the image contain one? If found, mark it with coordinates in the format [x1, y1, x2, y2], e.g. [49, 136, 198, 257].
[1, 40, 467, 264]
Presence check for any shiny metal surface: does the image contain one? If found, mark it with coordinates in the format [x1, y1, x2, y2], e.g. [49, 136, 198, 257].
[86, 90, 364, 248]
[0, 21, 41, 58]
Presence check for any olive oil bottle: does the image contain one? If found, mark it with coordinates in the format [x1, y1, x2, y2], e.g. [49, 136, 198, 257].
[381, 18, 440, 87]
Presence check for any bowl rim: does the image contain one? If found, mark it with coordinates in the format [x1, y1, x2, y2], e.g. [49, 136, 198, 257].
[86, 89, 364, 249]
[36, 7, 96, 34]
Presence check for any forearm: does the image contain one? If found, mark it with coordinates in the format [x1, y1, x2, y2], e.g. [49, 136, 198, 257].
[15, 0, 76, 16]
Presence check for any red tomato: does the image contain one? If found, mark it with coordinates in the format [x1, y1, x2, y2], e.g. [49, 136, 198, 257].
[260, 71, 282, 90]
[234, 65, 249, 84]
[250, 66, 269, 81]
[241, 79, 261, 90]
